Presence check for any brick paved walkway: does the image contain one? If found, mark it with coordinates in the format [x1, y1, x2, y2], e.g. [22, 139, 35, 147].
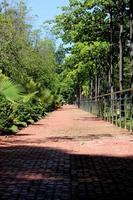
[1, 105, 133, 199]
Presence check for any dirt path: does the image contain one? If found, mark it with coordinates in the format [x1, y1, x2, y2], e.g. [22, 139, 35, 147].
[1, 105, 133, 199]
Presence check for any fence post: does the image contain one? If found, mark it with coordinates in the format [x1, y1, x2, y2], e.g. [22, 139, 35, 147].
[124, 94, 127, 129]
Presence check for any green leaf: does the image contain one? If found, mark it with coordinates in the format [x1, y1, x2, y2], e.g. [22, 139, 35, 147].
[0, 78, 22, 102]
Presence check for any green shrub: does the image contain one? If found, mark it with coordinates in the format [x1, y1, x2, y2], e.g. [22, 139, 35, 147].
[27, 119, 34, 124]
[8, 125, 19, 134]
[14, 121, 27, 128]
[0, 96, 14, 132]
[0, 90, 60, 134]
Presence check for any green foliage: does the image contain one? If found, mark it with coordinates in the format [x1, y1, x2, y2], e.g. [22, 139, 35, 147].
[53, 0, 131, 103]
[14, 103, 45, 123]
[0, 96, 14, 132]
[0, 1, 62, 134]
[8, 125, 19, 134]
[0, 70, 22, 102]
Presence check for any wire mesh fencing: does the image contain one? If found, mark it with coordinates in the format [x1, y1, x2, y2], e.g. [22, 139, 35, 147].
[78, 88, 133, 132]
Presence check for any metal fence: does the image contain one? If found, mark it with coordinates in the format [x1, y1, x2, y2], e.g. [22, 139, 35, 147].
[78, 88, 133, 132]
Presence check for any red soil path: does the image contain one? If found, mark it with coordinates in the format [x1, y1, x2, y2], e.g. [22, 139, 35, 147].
[1, 105, 133, 199]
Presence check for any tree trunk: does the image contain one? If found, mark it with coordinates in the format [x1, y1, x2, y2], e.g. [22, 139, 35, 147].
[95, 75, 99, 115]
[77, 84, 81, 108]
[119, 1, 125, 118]
[95, 75, 98, 100]
[98, 77, 100, 95]
[90, 79, 93, 112]
[130, 0, 133, 124]
[119, 25, 124, 91]
[109, 8, 114, 121]
[110, 9, 114, 95]
[130, 0, 133, 88]
[90, 79, 93, 98]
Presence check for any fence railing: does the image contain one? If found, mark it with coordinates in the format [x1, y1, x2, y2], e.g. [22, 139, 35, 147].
[78, 88, 133, 132]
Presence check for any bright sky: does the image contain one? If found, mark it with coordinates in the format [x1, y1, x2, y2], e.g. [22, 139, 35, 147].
[28, 0, 69, 28]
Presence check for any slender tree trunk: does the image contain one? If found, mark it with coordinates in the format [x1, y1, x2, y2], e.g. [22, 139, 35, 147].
[119, 2, 125, 118]
[95, 75, 98, 100]
[77, 84, 81, 108]
[90, 79, 93, 99]
[95, 75, 99, 115]
[110, 9, 114, 94]
[119, 24, 124, 91]
[108, 68, 111, 91]
[130, 0, 133, 88]
[90, 79, 94, 113]
[98, 77, 100, 95]
[130, 0, 133, 123]
[109, 9, 114, 121]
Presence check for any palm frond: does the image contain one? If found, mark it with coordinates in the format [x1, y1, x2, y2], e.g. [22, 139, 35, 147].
[22, 91, 38, 103]
[0, 78, 22, 102]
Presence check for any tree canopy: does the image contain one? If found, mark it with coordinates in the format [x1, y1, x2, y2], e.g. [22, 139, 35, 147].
[53, 0, 132, 103]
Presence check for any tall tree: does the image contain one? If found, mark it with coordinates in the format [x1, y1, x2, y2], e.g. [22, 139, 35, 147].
[130, 0, 133, 88]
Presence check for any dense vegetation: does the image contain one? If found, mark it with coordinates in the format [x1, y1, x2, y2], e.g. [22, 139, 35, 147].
[0, 0, 63, 134]
[0, 0, 133, 133]
[53, 0, 133, 103]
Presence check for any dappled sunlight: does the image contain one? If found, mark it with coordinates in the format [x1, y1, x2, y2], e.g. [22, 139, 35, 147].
[17, 173, 63, 181]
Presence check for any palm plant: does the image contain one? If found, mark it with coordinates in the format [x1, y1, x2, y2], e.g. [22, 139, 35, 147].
[0, 71, 21, 102]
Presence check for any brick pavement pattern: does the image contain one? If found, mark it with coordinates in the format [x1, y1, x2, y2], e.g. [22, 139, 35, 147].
[1, 105, 133, 200]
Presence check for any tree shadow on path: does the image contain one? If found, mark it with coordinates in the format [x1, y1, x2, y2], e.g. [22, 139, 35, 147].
[0, 145, 133, 200]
